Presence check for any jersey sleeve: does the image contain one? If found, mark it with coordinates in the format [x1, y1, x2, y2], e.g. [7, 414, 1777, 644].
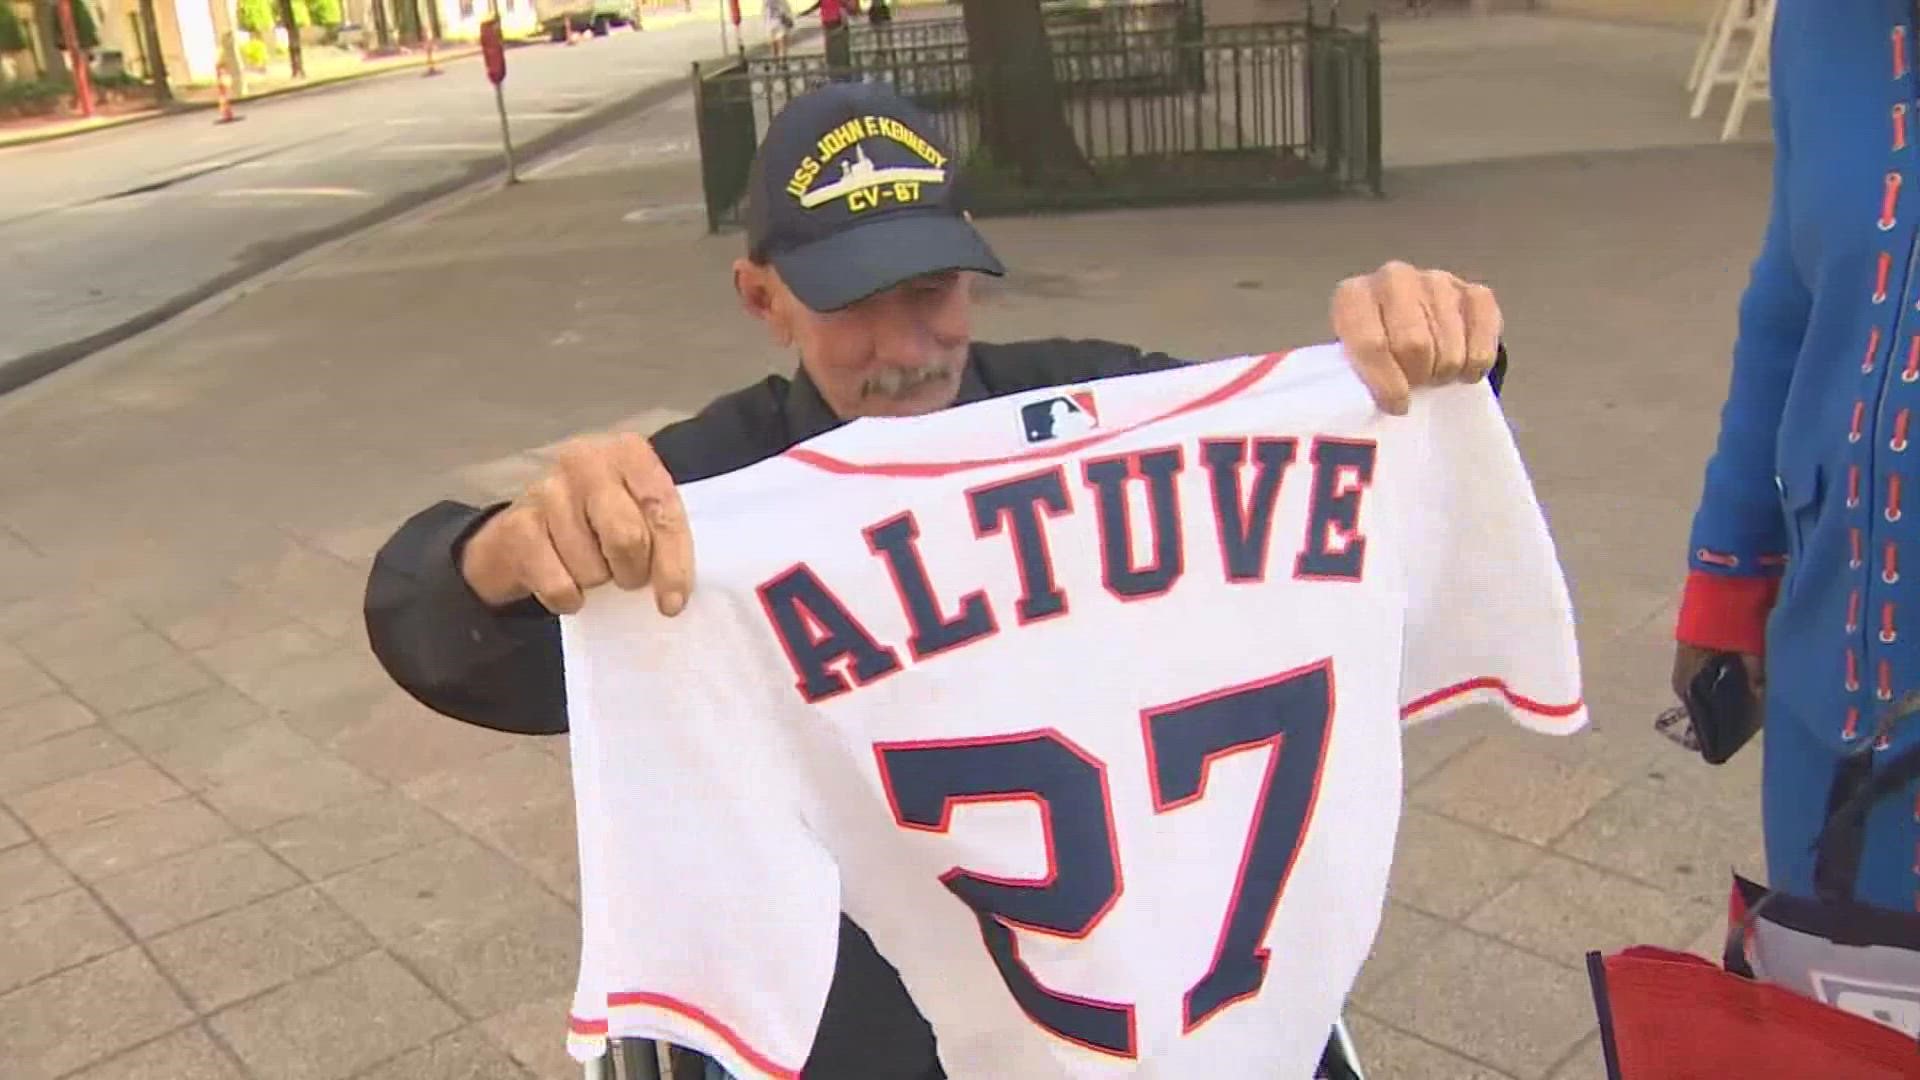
[1397, 382, 1588, 735]
[558, 593, 842, 1080]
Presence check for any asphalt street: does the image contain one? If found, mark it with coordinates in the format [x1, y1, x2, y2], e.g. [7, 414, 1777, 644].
[0, 19, 746, 392]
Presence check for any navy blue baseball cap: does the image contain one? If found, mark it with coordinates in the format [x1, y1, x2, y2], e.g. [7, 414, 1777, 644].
[744, 81, 1005, 312]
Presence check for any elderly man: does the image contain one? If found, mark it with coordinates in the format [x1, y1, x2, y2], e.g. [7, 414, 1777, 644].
[365, 81, 1507, 1080]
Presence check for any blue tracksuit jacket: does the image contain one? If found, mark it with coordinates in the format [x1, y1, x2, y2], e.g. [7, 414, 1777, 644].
[1682, 0, 1920, 908]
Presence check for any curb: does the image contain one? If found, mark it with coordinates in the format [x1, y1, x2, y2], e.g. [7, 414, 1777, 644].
[0, 67, 696, 398]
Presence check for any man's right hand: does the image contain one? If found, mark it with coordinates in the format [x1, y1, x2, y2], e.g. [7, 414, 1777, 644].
[1670, 643, 1765, 705]
[459, 433, 694, 617]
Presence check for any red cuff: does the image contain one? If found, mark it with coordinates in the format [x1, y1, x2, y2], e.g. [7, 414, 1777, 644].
[1675, 571, 1779, 656]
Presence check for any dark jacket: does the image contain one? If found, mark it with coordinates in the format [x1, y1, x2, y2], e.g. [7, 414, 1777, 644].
[363, 339, 1186, 1080]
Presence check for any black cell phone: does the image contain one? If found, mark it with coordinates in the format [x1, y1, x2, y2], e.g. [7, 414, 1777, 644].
[1684, 652, 1761, 766]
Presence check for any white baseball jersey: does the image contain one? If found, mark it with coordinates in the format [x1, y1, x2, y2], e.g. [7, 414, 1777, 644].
[559, 344, 1587, 1080]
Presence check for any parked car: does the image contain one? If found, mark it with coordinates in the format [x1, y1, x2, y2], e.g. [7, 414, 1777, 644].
[533, 0, 640, 39]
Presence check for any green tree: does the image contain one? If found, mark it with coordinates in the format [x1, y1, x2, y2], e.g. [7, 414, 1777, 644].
[305, 0, 343, 28]
[235, 0, 272, 34]
[0, 3, 28, 54]
[49, 0, 98, 50]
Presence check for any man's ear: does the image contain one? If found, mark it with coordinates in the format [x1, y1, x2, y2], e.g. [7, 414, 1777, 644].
[733, 258, 794, 347]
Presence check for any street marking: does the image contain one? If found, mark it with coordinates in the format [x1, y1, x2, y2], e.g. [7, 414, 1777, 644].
[525, 147, 589, 179]
[378, 142, 500, 154]
[621, 202, 704, 224]
[214, 187, 374, 198]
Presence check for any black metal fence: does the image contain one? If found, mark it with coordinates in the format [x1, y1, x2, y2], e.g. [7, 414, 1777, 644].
[691, 15, 1381, 231]
[842, 0, 1198, 51]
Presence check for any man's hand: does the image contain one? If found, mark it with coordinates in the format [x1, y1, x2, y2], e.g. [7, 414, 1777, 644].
[459, 433, 695, 617]
[1670, 643, 1765, 705]
[1331, 260, 1504, 415]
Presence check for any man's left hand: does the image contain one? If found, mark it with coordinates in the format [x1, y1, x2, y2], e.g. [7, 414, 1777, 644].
[1331, 260, 1503, 415]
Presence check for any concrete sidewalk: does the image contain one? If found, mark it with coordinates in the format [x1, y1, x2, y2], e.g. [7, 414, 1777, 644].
[0, 12, 1772, 1080]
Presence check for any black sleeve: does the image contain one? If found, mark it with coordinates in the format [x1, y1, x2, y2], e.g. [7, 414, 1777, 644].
[970, 337, 1186, 394]
[359, 380, 794, 739]
[363, 500, 568, 736]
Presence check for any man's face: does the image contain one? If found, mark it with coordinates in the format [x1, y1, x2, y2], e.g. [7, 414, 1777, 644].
[736, 262, 975, 419]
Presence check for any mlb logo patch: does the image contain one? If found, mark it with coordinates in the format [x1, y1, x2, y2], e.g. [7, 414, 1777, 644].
[1020, 390, 1100, 444]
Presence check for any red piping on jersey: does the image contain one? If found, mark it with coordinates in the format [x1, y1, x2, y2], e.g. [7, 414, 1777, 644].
[785, 351, 1290, 478]
[569, 994, 802, 1080]
[1400, 675, 1585, 726]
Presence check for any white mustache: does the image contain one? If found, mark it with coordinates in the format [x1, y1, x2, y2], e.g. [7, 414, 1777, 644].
[861, 364, 951, 400]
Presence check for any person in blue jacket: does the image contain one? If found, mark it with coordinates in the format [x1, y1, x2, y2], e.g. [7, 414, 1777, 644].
[1675, 2, 1920, 909]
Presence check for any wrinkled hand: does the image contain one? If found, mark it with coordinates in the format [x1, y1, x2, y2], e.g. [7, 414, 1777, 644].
[1331, 260, 1504, 415]
[460, 433, 695, 617]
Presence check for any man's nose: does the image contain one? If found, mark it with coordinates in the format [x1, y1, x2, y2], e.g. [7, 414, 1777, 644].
[869, 308, 932, 367]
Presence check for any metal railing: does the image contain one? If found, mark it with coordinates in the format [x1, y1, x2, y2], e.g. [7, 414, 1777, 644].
[839, 0, 1197, 51]
[692, 16, 1382, 231]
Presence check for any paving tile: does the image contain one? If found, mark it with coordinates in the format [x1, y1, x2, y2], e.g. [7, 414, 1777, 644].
[230, 543, 365, 606]
[1552, 781, 1767, 907]
[94, 837, 302, 938]
[403, 745, 573, 837]
[148, 887, 375, 1011]
[65, 1025, 245, 1080]
[358, 1027, 535, 1080]
[320, 836, 560, 946]
[483, 993, 586, 1080]
[1516, 701, 1668, 786]
[0, 947, 194, 1080]
[393, 891, 581, 1016]
[1351, 901, 1450, 1000]
[1410, 735, 1623, 847]
[0, 887, 131, 995]
[208, 950, 462, 1080]
[1401, 706, 1497, 787]
[274, 684, 391, 746]
[1547, 1033, 1610, 1080]
[1354, 927, 1598, 1079]
[1387, 808, 1544, 921]
[29, 630, 183, 688]
[0, 804, 29, 849]
[222, 645, 394, 715]
[0, 693, 96, 753]
[0, 594, 120, 642]
[17, 609, 147, 662]
[473, 801, 581, 905]
[327, 693, 524, 786]
[0, 655, 59, 711]
[1464, 854, 1723, 968]
[0, 841, 75, 909]
[1343, 1012, 1513, 1080]
[203, 753, 384, 832]
[150, 719, 317, 792]
[67, 656, 219, 718]
[8, 759, 185, 837]
[193, 622, 336, 682]
[104, 686, 266, 754]
[152, 586, 301, 651]
[259, 791, 456, 881]
[0, 726, 134, 798]
[1635, 733, 1766, 819]
[45, 796, 236, 882]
